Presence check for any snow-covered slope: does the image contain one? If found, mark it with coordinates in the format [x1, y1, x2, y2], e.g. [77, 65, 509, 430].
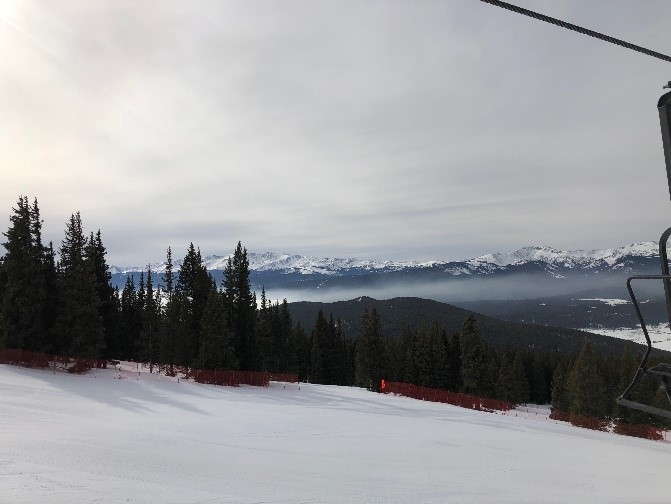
[1, 363, 669, 503]
[111, 242, 660, 277]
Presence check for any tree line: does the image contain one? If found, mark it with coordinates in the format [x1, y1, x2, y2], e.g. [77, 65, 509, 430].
[1, 197, 668, 427]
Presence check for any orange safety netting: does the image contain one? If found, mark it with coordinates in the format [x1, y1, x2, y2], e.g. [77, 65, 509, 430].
[380, 380, 515, 413]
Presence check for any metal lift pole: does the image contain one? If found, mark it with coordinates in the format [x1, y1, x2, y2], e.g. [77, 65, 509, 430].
[657, 86, 671, 331]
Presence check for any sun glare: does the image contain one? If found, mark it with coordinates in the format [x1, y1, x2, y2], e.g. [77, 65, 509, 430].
[0, 0, 20, 19]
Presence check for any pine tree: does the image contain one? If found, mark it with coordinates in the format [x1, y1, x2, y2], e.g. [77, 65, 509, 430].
[566, 343, 609, 418]
[480, 351, 500, 398]
[139, 266, 160, 365]
[199, 288, 236, 370]
[42, 242, 58, 352]
[529, 353, 550, 404]
[460, 315, 485, 395]
[511, 350, 530, 404]
[257, 286, 273, 370]
[550, 360, 570, 413]
[448, 332, 462, 391]
[53, 212, 105, 358]
[159, 247, 177, 367]
[119, 275, 140, 360]
[496, 352, 516, 401]
[223, 241, 257, 370]
[163, 246, 174, 299]
[294, 321, 310, 381]
[0, 196, 52, 351]
[85, 230, 120, 359]
[281, 300, 298, 374]
[176, 243, 214, 365]
[355, 308, 383, 391]
[310, 309, 327, 383]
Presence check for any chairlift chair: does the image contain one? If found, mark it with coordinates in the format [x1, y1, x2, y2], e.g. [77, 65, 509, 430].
[616, 85, 671, 419]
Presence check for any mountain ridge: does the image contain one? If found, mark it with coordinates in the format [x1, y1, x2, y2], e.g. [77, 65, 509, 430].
[110, 241, 660, 276]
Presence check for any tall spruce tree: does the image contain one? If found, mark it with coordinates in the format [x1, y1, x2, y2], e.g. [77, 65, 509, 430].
[53, 212, 105, 358]
[85, 230, 120, 359]
[460, 315, 485, 395]
[119, 275, 142, 360]
[550, 360, 571, 413]
[309, 309, 328, 383]
[355, 308, 383, 391]
[0, 196, 52, 351]
[139, 266, 160, 364]
[199, 288, 236, 370]
[511, 350, 530, 404]
[223, 241, 257, 370]
[176, 243, 214, 365]
[159, 247, 177, 368]
[566, 343, 609, 418]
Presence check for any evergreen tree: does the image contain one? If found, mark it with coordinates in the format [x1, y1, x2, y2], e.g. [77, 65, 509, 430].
[159, 247, 177, 368]
[550, 360, 571, 413]
[160, 292, 180, 371]
[511, 350, 530, 404]
[176, 243, 214, 365]
[257, 286, 273, 370]
[480, 351, 500, 398]
[355, 308, 383, 391]
[294, 321, 310, 381]
[448, 332, 462, 391]
[223, 241, 257, 370]
[310, 309, 328, 383]
[139, 266, 160, 364]
[163, 246, 174, 299]
[0, 196, 51, 351]
[496, 352, 516, 401]
[199, 288, 236, 370]
[460, 315, 485, 395]
[118, 275, 141, 360]
[84, 230, 120, 359]
[53, 212, 105, 358]
[321, 314, 340, 385]
[529, 352, 550, 404]
[42, 242, 58, 352]
[566, 343, 609, 418]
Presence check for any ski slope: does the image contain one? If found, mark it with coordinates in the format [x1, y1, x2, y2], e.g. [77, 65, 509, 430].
[0, 364, 669, 503]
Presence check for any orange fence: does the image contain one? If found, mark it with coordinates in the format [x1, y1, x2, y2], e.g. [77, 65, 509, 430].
[0, 348, 107, 373]
[549, 409, 663, 441]
[383, 379, 664, 441]
[0, 348, 298, 387]
[380, 380, 515, 413]
[185, 369, 298, 387]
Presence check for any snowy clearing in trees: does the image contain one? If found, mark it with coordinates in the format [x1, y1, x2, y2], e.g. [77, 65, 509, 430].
[0, 363, 669, 503]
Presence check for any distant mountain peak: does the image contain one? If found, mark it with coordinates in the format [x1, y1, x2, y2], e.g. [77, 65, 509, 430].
[110, 241, 660, 276]
[466, 242, 658, 269]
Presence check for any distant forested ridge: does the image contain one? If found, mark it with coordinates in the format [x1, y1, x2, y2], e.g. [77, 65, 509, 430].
[1, 197, 669, 427]
[288, 296, 655, 357]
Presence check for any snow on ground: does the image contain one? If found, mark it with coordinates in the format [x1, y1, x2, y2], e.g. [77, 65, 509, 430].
[577, 298, 630, 306]
[1, 364, 670, 503]
[583, 323, 671, 353]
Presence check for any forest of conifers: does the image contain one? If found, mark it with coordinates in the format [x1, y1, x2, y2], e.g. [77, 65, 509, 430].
[1, 196, 669, 427]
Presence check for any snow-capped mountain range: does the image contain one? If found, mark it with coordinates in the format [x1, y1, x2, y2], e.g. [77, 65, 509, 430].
[109, 242, 667, 329]
[110, 242, 660, 277]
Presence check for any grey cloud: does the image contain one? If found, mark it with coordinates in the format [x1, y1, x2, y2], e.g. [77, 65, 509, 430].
[2, 0, 671, 266]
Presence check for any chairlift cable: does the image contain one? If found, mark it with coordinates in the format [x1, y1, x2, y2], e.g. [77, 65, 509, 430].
[479, 0, 671, 63]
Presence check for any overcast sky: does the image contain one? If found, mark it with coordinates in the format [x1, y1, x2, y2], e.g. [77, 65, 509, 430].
[2, 0, 671, 266]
